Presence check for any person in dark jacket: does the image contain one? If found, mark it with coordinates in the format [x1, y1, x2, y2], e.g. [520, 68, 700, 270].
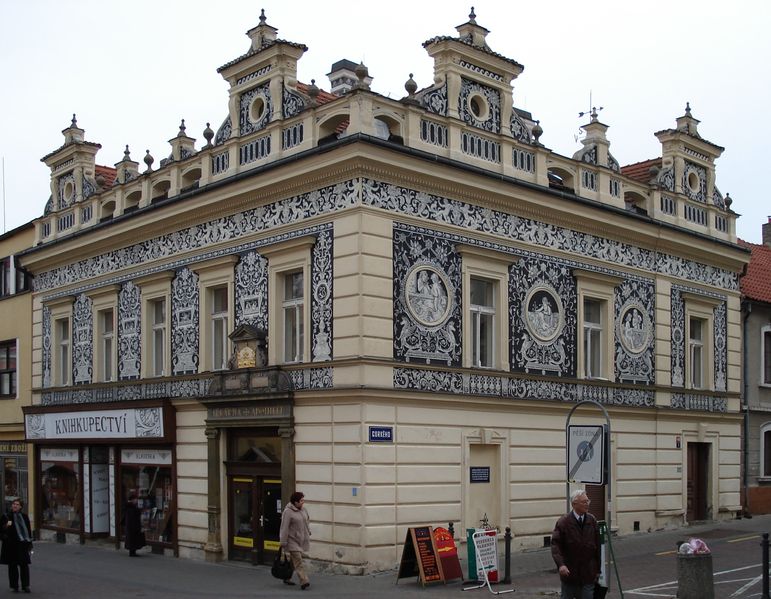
[0, 498, 33, 593]
[124, 494, 145, 557]
[551, 490, 601, 599]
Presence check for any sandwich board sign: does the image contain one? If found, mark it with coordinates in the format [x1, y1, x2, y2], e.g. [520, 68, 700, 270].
[396, 526, 445, 586]
[567, 424, 605, 484]
[462, 530, 514, 595]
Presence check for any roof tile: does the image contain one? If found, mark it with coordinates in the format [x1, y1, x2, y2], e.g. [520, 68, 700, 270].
[740, 239, 771, 305]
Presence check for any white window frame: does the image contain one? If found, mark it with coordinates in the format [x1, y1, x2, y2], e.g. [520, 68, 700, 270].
[137, 272, 173, 379]
[682, 293, 717, 392]
[0, 338, 18, 398]
[282, 271, 305, 363]
[458, 245, 510, 371]
[583, 297, 604, 379]
[688, 315, 706, 389]
[760, 422, 771, 480]
[47, 299, 73, 387]
[470, 278, 496, 368]
[575, 270, 620, 381]
[762, 325, 771, 388]
[263, 237, 314, 366]
[88, 287, 118, 383]
[195, 256, 236, 372]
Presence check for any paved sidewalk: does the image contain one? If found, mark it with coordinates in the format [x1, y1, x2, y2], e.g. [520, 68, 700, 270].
[24, 514, 771, 598]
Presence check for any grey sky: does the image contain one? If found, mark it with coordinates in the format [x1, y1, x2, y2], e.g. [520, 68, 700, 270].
[1, 0, 768, 242]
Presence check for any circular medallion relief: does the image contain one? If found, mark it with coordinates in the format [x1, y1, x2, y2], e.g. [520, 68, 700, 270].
[617, 302, 651, 355]
[405, 264, 452, 327]
[523, 285, 564, 343]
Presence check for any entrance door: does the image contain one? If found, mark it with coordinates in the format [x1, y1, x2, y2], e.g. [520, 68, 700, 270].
[687, 443, 709, 522]
[229, 476, 282, 563]
[586, 484, 606, 522]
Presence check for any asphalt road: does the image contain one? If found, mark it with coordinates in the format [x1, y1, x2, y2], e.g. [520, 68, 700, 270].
[16, 514, 771, 598]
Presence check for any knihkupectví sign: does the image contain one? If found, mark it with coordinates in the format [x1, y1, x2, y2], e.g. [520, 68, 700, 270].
[369, 425, 393, 443]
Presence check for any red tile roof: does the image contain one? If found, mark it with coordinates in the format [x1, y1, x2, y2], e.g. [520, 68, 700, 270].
[620, 158, 661, 184]
[296, 82, 338, 105]
[95, 165, 117, 188]
[740, 238, 771, 305]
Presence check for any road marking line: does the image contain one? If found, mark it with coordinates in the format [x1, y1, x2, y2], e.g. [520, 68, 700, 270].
[655, 550, 677, 556]
[728, 535, 761, 543]
[730, 575, 761, 597]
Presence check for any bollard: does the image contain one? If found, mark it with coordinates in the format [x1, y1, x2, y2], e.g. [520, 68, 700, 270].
[676, 542, 714, 599]
[763, 533, 770, 599]
[449, 521, 455, 540]
[503, 527, 512, 584]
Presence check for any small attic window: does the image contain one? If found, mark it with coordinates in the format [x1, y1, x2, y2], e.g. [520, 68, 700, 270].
[469, 94, 489, 120]
[63, 180, 75, 203]
[249, 96, 266, 123]
[687, 171, 700, 193]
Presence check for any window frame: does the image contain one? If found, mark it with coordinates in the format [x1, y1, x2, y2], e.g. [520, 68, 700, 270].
[137, 273, 173, 379]
[681, 292, 718, 392]
[575, 270, 621, 381]
[760, 421, 771, 480]
[88, 287, 119, 384]
[458, 245, 510, 371]
[0, 339, 17, 398]
[195, 256, 236, 373]
[762, 325, 771, 388]
[263, 237, 314, 366]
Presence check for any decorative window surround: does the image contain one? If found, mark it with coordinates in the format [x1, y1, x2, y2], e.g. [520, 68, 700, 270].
[458, 244, 511, 370]
[194, 256, 237, 372]
[88, 286, 119, 383]
[137, 271, 174, 379]
[575, 270, 622, 382]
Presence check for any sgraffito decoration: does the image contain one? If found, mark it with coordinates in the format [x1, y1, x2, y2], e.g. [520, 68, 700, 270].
[393, 226, 461, 366]
[421, 84, 448, 116]
[459, 78, 501, 133]
[72, 294, 93, 385]
[235, 251, 268, 329]
[42, 306, 52, 388]
[615, 280, 655, 384]
[239, 83, 272, 136]
[118, 282, 141, 380]
[283, 85, 307, 119]
[311, 229, 333, 362]
[714, 300, 727, 392]
[510, 257, 576, 376]
[171, 267, 199, 375]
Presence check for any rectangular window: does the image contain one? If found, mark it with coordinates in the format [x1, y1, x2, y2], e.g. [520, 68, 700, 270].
[283, 271, 304, 363]
[0, 340, 17, 397]
[764, 329, 771, 386]
[151, 299, 166, 377]
[99, 309, 115, 382]
[584, 298, 603, 378]
[765, 429, 771, 477]
[41, 453, 81, 530]
[212, 287, 229, 370]
[57, 318, 70, 386]
[0, 259, 10, 297]
[470, 278, 495, 368]
[689, 316, 705, 389]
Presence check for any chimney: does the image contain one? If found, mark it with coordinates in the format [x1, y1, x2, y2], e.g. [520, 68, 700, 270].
[763, 216, 771, 247]
[327, 59, 372, 95]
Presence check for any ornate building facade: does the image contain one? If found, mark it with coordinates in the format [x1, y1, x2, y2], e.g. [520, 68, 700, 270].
[20, 10, 748, 572]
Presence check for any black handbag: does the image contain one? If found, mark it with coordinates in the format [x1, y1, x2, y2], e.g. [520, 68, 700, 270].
[271, 552, 294, 580]
[593, 583, 608, 599]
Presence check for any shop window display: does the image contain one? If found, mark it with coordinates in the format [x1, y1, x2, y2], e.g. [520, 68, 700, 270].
[41, 459, 81, 530]
[3, 456, 28, 514]
[121, 465, 173, 544]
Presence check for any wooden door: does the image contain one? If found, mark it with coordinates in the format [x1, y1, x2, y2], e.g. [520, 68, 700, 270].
[687, 443, 709, 521]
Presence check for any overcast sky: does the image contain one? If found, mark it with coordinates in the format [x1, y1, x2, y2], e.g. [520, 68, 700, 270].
[1, 0, 768, 242]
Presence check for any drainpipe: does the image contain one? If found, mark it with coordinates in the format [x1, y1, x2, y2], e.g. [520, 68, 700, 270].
[742, 301, 750, 515]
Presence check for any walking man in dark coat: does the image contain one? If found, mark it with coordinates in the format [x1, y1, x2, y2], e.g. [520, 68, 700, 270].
[0, 499, 33, 593]
[551, 490, 601, 599]
[124, 494, 145, 557]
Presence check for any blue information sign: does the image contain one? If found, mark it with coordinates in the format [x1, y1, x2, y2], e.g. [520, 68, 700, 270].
[369, 426, 393, 443]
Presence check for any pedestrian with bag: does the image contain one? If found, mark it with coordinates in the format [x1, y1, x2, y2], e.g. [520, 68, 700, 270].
[279, 491, 311, 590]
[0, 498, 33, 593]
[551, 490, 601, 599]
[124, 494, 146, 557]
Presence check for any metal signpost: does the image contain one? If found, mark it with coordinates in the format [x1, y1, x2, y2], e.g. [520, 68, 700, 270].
[565, 400, 612, 591]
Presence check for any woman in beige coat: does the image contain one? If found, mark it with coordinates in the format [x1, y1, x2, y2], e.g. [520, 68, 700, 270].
[279, 491, 311, 589]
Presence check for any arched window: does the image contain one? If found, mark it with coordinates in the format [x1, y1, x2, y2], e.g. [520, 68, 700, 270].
[761, 421, 771, 478]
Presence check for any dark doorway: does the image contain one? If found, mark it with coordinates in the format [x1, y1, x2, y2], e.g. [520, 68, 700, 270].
[687, 442, 710, 522]
[228, 476, 282, 564]
[586, 484, 606, 522]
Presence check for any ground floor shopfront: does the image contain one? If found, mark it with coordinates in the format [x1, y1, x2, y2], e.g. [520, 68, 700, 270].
[0, 440, 29, 514]
[24, 401, 177, 552]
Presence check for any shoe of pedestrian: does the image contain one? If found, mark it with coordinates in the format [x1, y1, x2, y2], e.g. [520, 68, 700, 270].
[10, 588, 18, 593]
[301, 583, 310, 590]
[22, 589, 30, 593]
[283, 580, 295, 585]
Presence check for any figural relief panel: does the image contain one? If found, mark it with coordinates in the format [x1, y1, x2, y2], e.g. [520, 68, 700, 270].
[510, 257, 576, 376]
[72, 294, 93, 385]
[393, 226, 461, 366]
[118, 282, 141, 380]
[614, 280, 655, 384]
[171, 267, 199, 375]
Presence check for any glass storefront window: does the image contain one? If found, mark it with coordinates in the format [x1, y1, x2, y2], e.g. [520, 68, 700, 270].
[233, 435, 281, 463]
[3, 455, 28, 514]
[41, 459, 81, 530]
[121, 465, 173, 544]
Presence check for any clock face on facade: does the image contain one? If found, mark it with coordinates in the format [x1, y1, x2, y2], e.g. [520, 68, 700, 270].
[237, 345, 256, 369]
[404, 265, 452, 327]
